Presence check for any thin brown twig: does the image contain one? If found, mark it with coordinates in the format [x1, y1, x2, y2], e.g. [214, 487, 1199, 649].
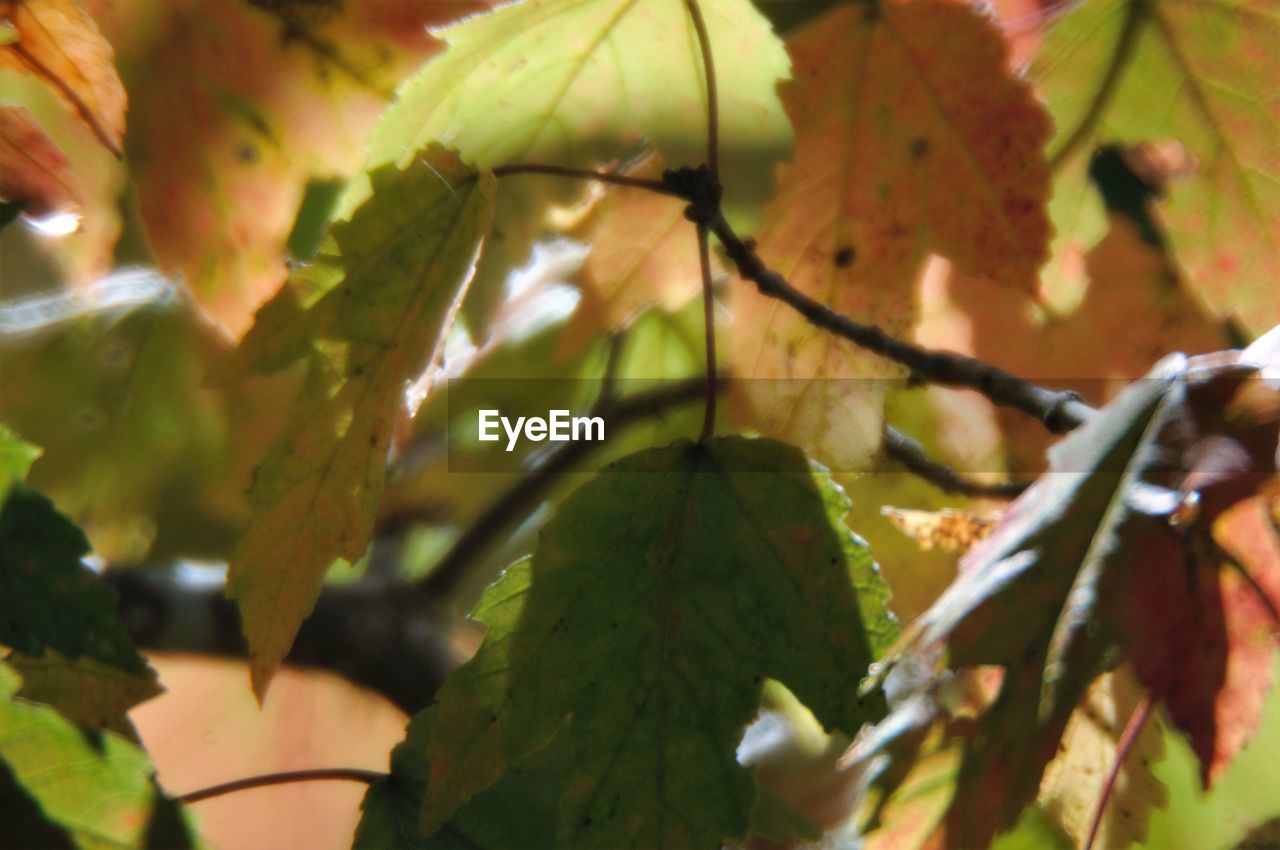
[179, 768, 385, 804]
[1083, 695, 1153, 850]
[697, 223, 718, 442]
[882, 426, 1028, 498]
[491, 163, 677, 196]
[683, 0, 719, 179]
[708, 212, 1098, 433]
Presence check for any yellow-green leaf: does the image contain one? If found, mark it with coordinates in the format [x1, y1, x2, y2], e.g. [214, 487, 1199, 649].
[1033, 0, 1280, 332]
[228, 146, 495, 697]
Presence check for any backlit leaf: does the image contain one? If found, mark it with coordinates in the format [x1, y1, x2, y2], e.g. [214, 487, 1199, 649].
[367, 0, 791, 336]
[227, 146, 495, 696]
[1032, 0, 1280, 332]
[1037, 667, 1168, 850]
[730, 0, 1052, 471]
[0, 662, 198, 849]
[0, 0, 125, 154]
[418, 436, 897, 849]
[556, 153, 709, 358]
[97, 0, 486, 336]
[0, 422, 39, 493]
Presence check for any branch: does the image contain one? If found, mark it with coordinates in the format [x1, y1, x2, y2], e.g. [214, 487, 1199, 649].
[414, 375, 716, 599]
[492, 163, 677, 196]
[107, 568, 459, 715]
[178, 768, 384, 804]
[883, 425, 1028, 499]
[708, 213, 1098, 433]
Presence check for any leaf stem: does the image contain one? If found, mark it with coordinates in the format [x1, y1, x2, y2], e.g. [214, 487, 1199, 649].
[708, 212, 1098, 433]
[697, 223, 718, 442]
[178, 768, 385, 804]
[1083, 694, 1153, 850]
[883, 426, 1028, 498]
[683, 0, 719, 179]
[491, 163, 678, 196]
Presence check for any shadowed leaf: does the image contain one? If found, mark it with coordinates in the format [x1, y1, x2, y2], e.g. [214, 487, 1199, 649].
[418, 436, 897, 849]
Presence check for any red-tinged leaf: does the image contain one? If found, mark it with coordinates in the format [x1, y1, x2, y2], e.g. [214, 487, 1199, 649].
[556, 153, 709, 358]
[1032, 0, 1280, 334]
[0, 103, 79, 215]
[96, 0, 486, 337]
[849, 344, 1280, 849]
[730, 0, 1052, 471]
[0, 0, 125, 154]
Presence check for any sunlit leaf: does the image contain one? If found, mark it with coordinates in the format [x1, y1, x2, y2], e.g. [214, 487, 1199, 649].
[1037, 667, 1167, 850]
[227, 146, 495, 696]
[730, 0, 1052, 471]
[556, 153, 709, 358]
[0, 0, 125, 153]
[0, 422, 39, 494]
[0, 662, 198, 849]
[418, 436, 897, 849]
[1032, 0, 1280, 333]
[96, 0, 486, 336]
[881, 506, 1001, 554]
[368, 0, 791, 336]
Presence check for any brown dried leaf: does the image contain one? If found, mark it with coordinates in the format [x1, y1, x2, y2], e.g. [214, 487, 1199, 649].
[0, 0, 125, 154]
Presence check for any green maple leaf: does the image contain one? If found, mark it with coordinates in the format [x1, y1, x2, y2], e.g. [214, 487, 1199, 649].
[416, 436, 897, 850]
[226, 145, 495, 696]
[0, 662, 197, 849]
[1033, 0, 1280, 332]
[366, 0, 792, 334]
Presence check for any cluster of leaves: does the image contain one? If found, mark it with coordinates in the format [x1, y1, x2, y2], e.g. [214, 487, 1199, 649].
[1, 0, 1279, 848]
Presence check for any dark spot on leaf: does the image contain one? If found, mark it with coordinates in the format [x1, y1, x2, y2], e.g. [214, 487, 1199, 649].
[834, 246, 856, 268]
[237, 143, 258, 164]
[910, 138, 929, 159]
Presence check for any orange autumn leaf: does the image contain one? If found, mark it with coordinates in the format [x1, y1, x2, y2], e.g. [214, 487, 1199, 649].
[730, 0, 1052, 471]
[0, 103, 80, 215]
[97, 0, 487, 338]
[557, 153, 711, 358]
[0, 0, 125, 155]
[881, 506, 1001, 554]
